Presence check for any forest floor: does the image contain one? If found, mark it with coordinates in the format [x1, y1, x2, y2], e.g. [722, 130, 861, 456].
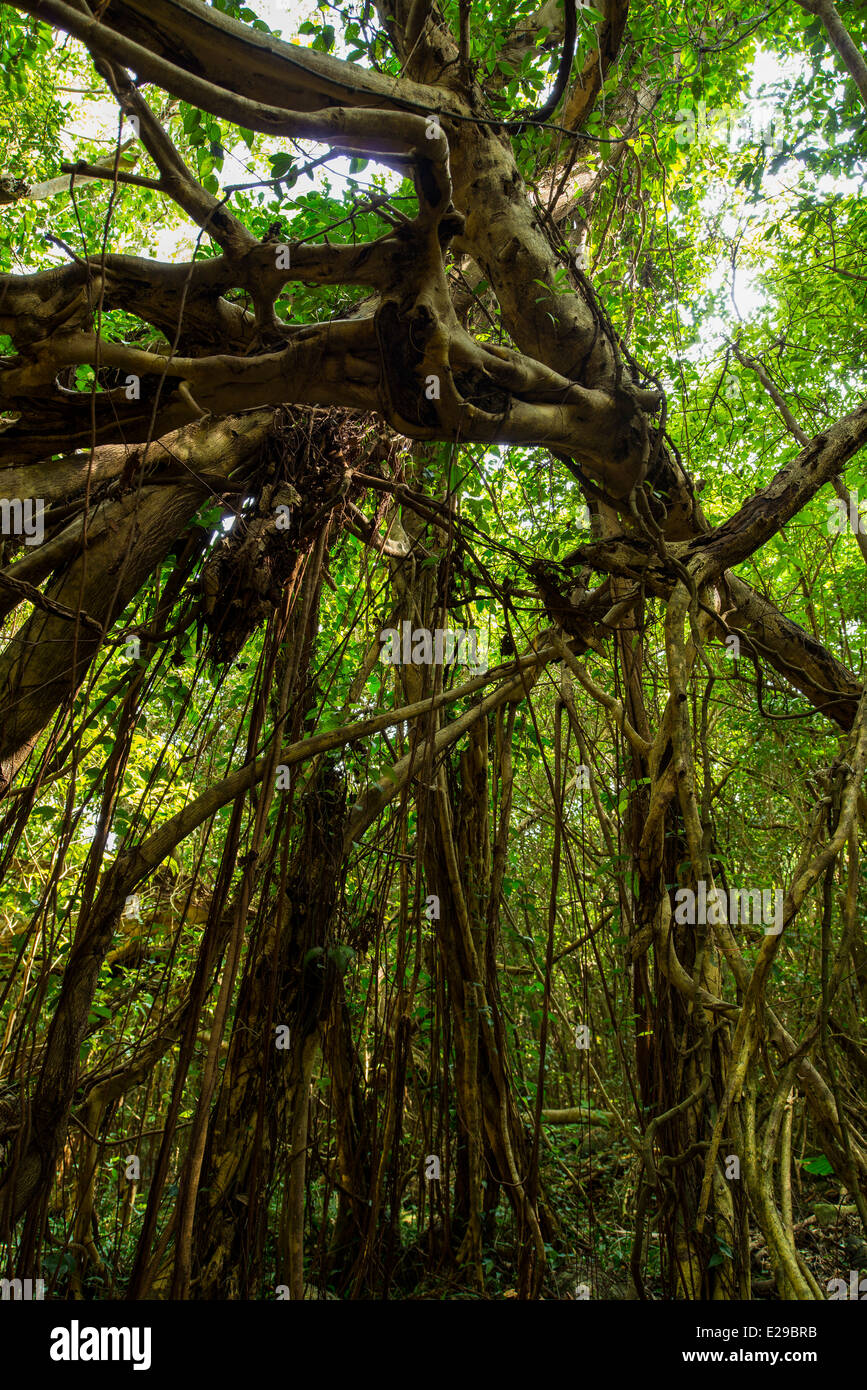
[398, 1131, 867, 1301]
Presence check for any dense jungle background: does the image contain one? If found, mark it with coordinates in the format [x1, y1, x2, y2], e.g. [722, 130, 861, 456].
[1, 0, 867, 1302]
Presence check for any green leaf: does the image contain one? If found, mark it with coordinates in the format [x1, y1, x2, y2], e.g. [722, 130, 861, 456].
[801, 1154, 834, 1176]
[312, 22, 335, 51]
[269, 152, 295, 179]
